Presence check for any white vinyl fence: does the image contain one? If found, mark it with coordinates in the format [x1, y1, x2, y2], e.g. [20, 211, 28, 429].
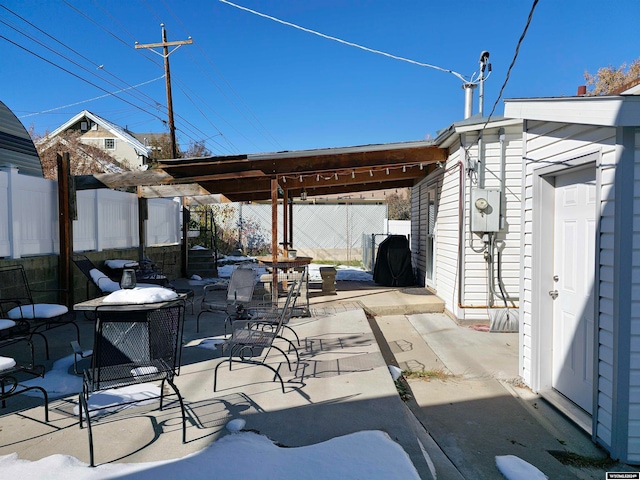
[0, 167, 180, 259]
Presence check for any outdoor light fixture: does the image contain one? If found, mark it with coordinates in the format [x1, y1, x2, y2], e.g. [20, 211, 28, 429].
[351, 171, 355, 178]
[300, 188, 307, 201]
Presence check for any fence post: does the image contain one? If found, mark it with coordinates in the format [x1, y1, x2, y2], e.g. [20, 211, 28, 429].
[371, 233, 376, 272]
[3, 166, 21, 259]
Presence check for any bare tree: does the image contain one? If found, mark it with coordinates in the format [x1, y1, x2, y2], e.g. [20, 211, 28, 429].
[147, 133, 182, 161]
[184, 140, 211, 158]
[33, 130, 127, 180]
[584, 57, 640, 95]
[387, 188, 411, 220]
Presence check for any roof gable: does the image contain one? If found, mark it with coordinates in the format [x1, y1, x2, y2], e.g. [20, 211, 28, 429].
[44, 110, 153, 157]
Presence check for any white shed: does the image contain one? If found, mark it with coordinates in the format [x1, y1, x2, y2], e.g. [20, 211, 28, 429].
[411, 116, 523, 326]
[505, 93, 640, 464]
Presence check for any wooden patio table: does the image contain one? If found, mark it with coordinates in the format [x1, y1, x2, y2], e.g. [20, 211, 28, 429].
[256, 255, 312, 303]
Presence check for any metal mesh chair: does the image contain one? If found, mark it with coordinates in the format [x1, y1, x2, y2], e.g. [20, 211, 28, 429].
[197, 264, 257, 333]
[78, 300, 186, 467]
[243, 266, 309, 346]
[0, 336, 49, 421]
[0, 265, 79, 360]
[214, 280, 300, 393]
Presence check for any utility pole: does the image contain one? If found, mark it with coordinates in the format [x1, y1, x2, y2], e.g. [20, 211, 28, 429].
[135, 24, 192, 159]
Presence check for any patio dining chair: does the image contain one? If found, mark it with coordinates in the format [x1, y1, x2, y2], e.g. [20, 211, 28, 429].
[78, 300, 187, 467]
[242, 266, 309, 347]
[0, 336, 49, 421]
[0, 265, 80, 360]
[197, 264, 257, 333]
[214, 280, 300, 393]
[73, 255, 155, 297]
[72, 255, 195, 313]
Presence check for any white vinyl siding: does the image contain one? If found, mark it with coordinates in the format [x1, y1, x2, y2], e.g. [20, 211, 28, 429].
[629, 130, 640, 463]
[411, 122, 522, 323]
[436, 145, 461, 316]
[460, 126, 523, 322]
[520, 120, 617, 451]
[411, 180, 428, 285]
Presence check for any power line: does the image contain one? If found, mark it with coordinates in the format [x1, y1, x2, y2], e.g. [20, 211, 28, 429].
[0, 35, 167, 124]
[483, 0, 540, 125]
[18, 76, 165, 118]
[161, 0, 282, 151]
[0, 6, 166, 116]
[219, 0, 475, 84]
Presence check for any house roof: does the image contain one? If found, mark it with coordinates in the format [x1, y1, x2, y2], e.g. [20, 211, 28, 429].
[81, 139, 447, 201]
[43, 110, 152, 158]
[434, 115, 523, 148]
[504, 94, 640, 127]
[0, 100, 42, 177]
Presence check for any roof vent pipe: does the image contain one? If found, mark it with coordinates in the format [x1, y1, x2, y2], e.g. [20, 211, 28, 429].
[462, 83, 477, 119]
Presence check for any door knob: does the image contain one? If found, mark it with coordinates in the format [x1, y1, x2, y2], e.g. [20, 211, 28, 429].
[548, 290, 558, 300]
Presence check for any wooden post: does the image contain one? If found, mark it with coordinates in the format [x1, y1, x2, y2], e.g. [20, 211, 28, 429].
[289, 196, 294, 248]
[138, 186, 147, 262]
[282, 183, 289, 253]
[181, 198, 189, 278]
[57, 153, 73, 307]
[271, 178, 279, 304]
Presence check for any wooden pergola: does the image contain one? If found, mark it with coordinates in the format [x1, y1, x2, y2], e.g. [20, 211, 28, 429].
[67, 140, 446, 302]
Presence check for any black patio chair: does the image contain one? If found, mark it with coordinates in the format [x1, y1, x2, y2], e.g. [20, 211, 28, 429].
[72, 255, 194, 313]
[197, 264, 257, 333]
[0, 265, 80, 360]
[78, 300, 187, 467]
[0, 336, 49, 421]
[214, 280, 300, 393]
[242, 266, 309, 346]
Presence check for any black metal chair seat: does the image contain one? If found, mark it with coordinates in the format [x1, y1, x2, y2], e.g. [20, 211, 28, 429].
[214, 280, 300, 393]
[79, 301, 187, 467]
[0, 265, 79, 360]
[0, 337, 49, 421]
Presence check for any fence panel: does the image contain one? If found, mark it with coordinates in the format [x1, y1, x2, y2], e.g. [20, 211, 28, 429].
[0, 170, 10, 257]
[146, 198, 181, 246]
[0, 169, 179, 257]
[202, 202, 388, 265]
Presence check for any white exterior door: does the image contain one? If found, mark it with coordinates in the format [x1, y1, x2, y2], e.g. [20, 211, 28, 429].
[551, 167, 596, 412]
[425, 187, 436, 286]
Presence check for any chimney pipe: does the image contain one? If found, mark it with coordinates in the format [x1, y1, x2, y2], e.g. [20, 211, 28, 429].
[462, 83, 477, 119]
[577, 85, 587, 96]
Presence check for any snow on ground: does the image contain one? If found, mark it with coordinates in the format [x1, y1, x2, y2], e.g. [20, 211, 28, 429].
[10, 263, 418, 479]
[0, 430, 421, 479]
[15, 357, 420, 479]
[188, 255, 374, 284]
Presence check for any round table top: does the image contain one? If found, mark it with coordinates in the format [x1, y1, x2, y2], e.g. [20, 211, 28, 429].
[256, 255, 313, 267]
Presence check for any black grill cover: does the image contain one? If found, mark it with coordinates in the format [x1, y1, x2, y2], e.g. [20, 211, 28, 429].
[373, 235, 415, 287]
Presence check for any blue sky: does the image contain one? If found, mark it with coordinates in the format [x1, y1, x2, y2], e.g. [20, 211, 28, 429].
[2, 0, 639, 156]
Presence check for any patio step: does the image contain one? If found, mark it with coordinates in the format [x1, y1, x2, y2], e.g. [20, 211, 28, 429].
[187, 249, 218, 278]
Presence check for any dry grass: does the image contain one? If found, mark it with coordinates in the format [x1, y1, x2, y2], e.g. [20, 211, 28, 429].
[402, 368, 452, 381]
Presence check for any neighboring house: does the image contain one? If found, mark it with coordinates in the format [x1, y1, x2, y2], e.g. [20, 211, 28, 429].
[411, 115, 524, 326]
[504, 91, 640, 464]
[38, 110, 153, 170]
[0, 100, 43, 177]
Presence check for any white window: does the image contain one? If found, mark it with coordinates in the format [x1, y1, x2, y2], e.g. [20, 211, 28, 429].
[104, 138, 115, 150]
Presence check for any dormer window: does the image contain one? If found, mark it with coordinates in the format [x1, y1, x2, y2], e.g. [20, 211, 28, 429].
[104, 138, 115, 150]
